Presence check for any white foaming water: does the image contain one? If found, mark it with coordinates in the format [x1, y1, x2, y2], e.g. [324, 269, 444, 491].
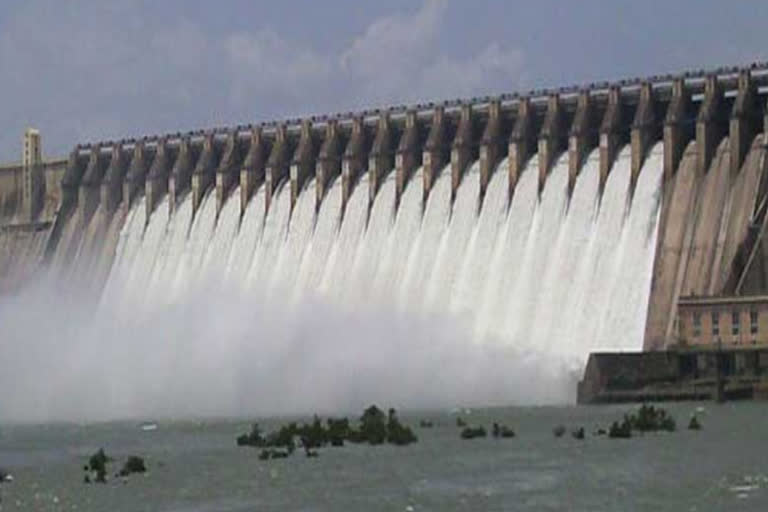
[344, 175, 396, 305]
[596, 144, 663, 351]
[201, 187, 242, 281]
[451, 160, 509, 317]
[321, 172, 370, 300]
[247, 183, 290, 287]
[269, 179, 316, 294]
[372, 168, 424, 303]
[565, 147, 632, 356]
[122, 196, 168, 311]
[528, 150, 600, 356]
[399, 166, 452, 311]
[226, 186, 266, 286]
[171, 192, 217, 300]
[424, 163, 480, 313]
[99, 197, 144, 309]
[295, 177, 343, 298]
[158, 196, 194, 305]
[503, 155, 569, 349]
[85, 146, 665, 416]
[475, 155, 539, 342]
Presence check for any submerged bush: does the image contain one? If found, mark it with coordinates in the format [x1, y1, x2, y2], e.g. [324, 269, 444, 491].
[119, 456, 147, 476]
[460, 426, 487, 440]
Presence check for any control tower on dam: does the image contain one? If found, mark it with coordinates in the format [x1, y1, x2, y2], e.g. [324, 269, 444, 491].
[3, 63, 768, 357]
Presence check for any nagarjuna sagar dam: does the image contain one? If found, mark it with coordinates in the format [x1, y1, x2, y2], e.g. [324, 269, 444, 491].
[4, 63, 768, 404]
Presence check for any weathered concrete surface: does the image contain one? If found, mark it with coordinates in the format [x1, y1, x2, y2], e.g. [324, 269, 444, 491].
[714, 136, 766, 293]
[644, 144, 700, 350]
[578, 348, 768, 404]
[680, 139, 731, 296]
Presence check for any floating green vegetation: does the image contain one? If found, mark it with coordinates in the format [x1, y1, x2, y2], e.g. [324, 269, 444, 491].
[236, 405, 419, 461]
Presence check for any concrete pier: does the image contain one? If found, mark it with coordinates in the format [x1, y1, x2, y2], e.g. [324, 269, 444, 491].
[265, 124, 290, 214]
[451, 105, 475, 202]
[568, 91, 597, 195]
[396, 111, 420, 207]
[696, 75, 725, 176]
[316, 120, 342, 210]
[191, 133, 219, 215]
[78, 146, 107, 225]
[599, 87, 625, 193]
[538, 95, 563, 194]
[508, 97, 534, 199]
[291, 120, 315, 210]
[630, 83, 660, 195]
[123, 142, 153, 210]
[479, 99, 503, 204]
[342, 117, 367, 215]
[240, 127, 268, 215]
[368, 113, 394, 206]
[423, 106, 448, 204]
[216, 131, 244, 214]
[146, 138, 174, 218]
[101, 144, 127, 215]
[663, 79, 692, 182]
[169, 137, 196, 214]
[730, 70, 759, 178]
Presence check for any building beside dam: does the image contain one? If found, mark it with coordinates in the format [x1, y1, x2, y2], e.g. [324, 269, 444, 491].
[3, 63, 768, 363]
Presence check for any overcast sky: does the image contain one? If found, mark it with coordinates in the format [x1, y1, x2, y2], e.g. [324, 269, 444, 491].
[1, 0, 767, 161]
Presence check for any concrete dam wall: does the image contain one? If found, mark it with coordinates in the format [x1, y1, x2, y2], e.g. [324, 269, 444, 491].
[3, 64, 768, 359]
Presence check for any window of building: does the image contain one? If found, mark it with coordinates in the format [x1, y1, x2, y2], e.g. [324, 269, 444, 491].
[732, 311, 740, 337]
[751, 310, 759, 335]
[693, 312, 701, 338]
[713, 312, 720, 337]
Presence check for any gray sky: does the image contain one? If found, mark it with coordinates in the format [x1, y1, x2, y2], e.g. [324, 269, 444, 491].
[1, 0, 767, 161]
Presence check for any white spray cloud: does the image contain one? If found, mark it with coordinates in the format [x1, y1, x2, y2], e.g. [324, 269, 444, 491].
[0, 280, 577, 424]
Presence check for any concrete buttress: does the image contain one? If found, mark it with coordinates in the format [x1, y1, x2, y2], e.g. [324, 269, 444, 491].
[451, 104, 475, 202]
[396, 111, 420, 207]
[369, 113, 394, 207]
[423, 106, 448, 204]
[568, 91, 597, 195]
[216, 130, 244, 215]
[291, 120, 316, 211]
[479, 99, 503, 204]
[316, 119, 342, 211]
[342, 117, 367, 216]
[240, 127, 268, 215]
[509, 97, 534, 200]
[265, 124, 289, 214]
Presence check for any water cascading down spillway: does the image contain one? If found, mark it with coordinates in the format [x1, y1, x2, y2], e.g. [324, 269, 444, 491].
[99, 138, 663, 372]
[45, 66, 768, 400]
